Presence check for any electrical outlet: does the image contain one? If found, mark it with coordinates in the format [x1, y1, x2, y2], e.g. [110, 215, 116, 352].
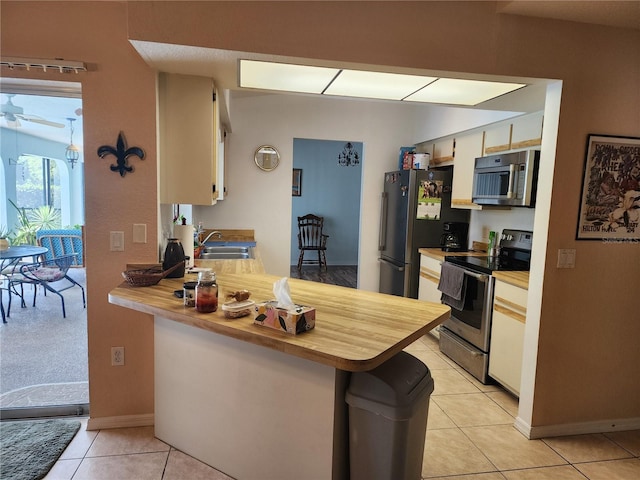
[111, 346, 125, 366]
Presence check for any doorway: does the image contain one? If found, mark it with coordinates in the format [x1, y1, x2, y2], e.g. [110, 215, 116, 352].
[0, 84, 87, 419]
[290, 138, 362, 288]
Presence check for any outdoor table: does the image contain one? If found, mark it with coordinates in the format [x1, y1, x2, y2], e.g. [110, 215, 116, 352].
[1, 245, 48, 323]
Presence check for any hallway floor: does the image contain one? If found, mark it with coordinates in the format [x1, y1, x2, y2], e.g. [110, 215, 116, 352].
[41, 334, 640, 480]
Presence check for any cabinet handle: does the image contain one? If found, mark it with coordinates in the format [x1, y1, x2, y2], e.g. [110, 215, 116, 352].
[420, 267, 440, 284]
[494, 303, 526, 323]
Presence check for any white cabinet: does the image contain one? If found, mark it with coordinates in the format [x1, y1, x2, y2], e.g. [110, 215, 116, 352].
[418, 254, 443, 338]
[158, 72, 220, 205]
[483, 111, 544, 155]
[431, 138, 455, 166]
[483, 122, 512, 155]
[511, 111, 543, 150]
[451, 131, 484, 209]
[489, 279, 528, 396]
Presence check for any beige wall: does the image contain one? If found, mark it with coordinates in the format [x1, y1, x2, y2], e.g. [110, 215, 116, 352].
[2, 1, 159, 421]
[2, 1, 639, 432]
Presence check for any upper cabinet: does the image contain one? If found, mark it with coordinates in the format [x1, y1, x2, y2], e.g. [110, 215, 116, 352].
[484, 111, 544, 155]
[417, 111, 544, 210]
[158, 73, 222, 205]
[451, 131, 484, 209]
[431, 138, 455, 167]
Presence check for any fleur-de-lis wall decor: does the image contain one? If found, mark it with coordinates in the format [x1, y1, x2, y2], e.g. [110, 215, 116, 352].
[97, 132, 145, 177]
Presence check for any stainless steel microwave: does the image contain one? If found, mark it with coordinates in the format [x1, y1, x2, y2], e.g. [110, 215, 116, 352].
[472, 149, 540, 207]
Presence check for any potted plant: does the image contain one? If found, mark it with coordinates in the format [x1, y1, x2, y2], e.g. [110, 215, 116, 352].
[0, 225, 10, 251]
[8, 199, 61, 245]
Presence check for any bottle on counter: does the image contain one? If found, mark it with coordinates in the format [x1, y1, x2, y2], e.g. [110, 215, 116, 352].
[195, 270, 218, 313]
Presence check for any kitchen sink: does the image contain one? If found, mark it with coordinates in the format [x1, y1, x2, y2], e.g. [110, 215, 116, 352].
[199, 246, 254, 260]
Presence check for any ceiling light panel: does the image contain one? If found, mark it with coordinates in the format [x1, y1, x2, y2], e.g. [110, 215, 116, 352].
[239, 60, 339, 94]
[405, 78, 525, 106]
[324, 70, 437, 101]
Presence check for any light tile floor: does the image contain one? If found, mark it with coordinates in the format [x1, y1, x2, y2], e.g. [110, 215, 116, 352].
[44, 334, 640, 480]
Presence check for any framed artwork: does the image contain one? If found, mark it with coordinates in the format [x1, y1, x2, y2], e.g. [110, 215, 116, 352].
[576, 134, 640, 241]
[292, 168, 302, 197]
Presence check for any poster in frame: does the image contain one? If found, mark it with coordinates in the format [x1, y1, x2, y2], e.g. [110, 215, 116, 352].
[292, 168, 302, 197]
[576, 134, 640, 241]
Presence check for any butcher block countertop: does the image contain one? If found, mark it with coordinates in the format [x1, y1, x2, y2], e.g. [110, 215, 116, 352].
[418, 247, 489, 261]
[492, 270, 530, 289]
[109, 272, 450, 372]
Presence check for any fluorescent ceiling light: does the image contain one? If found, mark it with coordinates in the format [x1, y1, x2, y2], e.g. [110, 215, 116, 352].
[325, 70, 437, 100]
[238, 59, 527, 106]
[405, 78, 526, 106]
[240, 60, 338, 94]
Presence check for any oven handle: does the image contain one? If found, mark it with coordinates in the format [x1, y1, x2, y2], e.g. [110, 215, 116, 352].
[461, 270, 490, 280]
[445, 263, 490, 280]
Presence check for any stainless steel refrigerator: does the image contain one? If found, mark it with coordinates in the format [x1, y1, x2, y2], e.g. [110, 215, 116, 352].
[378, 167, 470, 298]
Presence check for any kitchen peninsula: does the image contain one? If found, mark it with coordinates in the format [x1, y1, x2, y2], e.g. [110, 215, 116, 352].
[109, 271, 449, 480]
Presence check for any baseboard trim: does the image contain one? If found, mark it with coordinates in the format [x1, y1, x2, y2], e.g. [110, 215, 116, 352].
[87, 413, 154, 431]
[515, 415, 640, 439]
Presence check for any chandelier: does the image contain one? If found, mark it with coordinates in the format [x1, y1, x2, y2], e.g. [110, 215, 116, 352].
[65, 117, 80, 168]
[337, 142, 359, 167]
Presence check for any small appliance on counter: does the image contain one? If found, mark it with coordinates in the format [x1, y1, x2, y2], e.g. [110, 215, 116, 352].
[440, 221, 469, 252]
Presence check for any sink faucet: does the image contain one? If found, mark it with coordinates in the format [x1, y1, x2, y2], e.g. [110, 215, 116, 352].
[201, 230, 223, 244]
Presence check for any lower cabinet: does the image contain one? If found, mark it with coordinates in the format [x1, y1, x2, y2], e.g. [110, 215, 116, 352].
[418, 254, 443, 338]
[489, 279, 528, 396]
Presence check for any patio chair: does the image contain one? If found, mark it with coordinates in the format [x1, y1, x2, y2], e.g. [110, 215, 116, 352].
[297, 214, 329, 271]
[12, 254, 86, 318]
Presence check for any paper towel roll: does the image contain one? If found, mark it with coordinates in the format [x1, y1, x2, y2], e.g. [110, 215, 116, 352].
[173, 224, 195, 268]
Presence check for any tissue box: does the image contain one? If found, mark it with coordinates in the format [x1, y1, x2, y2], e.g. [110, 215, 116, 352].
[253, 300, 316, 334]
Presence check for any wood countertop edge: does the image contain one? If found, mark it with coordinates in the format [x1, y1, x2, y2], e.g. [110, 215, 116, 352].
[419, 248, 489, 261]
[492, 270, 530, 290]
[109, 274, 450, 372]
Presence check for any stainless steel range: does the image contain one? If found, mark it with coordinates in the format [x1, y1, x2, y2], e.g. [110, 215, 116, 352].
[438, 229, 533, 383]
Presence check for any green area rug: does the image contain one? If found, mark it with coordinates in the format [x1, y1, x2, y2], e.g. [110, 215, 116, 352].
[0, 419, 80, 480]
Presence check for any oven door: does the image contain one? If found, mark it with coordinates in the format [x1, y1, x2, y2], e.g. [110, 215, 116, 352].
[441, 267, 494, 352]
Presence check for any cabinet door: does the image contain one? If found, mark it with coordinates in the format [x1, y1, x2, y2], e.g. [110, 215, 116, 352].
[451, 131, 484, 209]
[418, 254, 442, 338]
[418, 261, 441, 304]
[511, 111, 543, 150]
[159, 73, 217, 205]
[484, 123, 512, 155]
[431, 138, 455, 166]
[488, 280, 528, 396]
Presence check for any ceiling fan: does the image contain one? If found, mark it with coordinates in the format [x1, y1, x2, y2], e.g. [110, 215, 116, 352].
[0, 94, 65, 128]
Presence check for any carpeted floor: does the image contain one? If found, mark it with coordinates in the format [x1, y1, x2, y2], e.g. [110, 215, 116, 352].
[0, 418, 80, 480]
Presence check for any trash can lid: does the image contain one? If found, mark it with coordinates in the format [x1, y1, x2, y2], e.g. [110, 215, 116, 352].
[346, 351, 434, 419]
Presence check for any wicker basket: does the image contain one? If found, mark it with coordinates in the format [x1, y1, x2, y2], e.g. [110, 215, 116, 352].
[122, 261, 184, 287]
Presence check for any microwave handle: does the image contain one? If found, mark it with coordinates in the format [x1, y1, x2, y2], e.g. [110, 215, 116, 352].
[507, 163, 517, 199]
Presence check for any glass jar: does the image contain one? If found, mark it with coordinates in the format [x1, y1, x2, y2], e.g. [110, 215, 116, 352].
[183, 281, 197, 307]
[195, 271, 218, 313]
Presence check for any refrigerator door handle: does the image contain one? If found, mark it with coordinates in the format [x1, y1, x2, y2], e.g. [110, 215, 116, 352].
[378, 192, 388, 251]
[378, 257, 405, 272]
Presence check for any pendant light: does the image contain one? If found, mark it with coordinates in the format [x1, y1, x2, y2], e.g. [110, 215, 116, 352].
[65, 117, 80, 168]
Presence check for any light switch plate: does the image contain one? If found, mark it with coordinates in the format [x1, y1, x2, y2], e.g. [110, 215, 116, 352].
[110, 231, 125, 251]
[557, 248, 576, 268]
[133, 224, 147, 243]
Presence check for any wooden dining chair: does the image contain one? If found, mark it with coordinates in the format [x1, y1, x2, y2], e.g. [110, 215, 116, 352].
[11, 254, 86, 318]
[297, 214, 329, 270]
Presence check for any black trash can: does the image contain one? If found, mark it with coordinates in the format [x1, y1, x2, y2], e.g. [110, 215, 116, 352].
[345, 351, 434, 480]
